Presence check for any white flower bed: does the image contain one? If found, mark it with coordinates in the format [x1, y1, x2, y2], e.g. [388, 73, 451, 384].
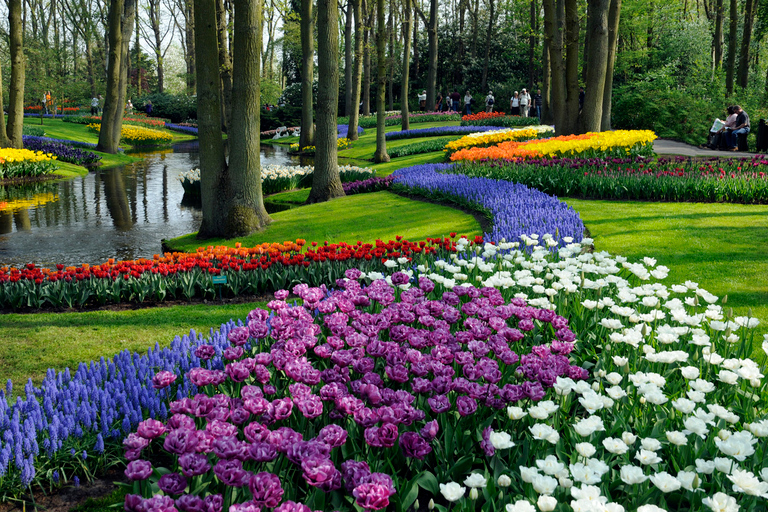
[178, 165, 372, 185]
[359, 235, 767, 512]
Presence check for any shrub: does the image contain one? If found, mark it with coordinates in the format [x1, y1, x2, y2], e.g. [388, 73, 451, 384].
[385, 126, 505, 140]
[133, 93, 197, 123]
[343, 175, 395, 194]
[22, 126, 46, 137]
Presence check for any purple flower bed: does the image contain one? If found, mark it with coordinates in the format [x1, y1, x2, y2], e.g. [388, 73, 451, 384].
[386, 125, 502, 140]
[0, 324, 237, 491]
[165, 123, 199, 135]
[337, 124, 365, 138]
[343, 175, 395, 195]
[392, 163, 584, 244]
[23, 136, 102, 165]
[119, 279, 585, 511]
[23, 114, 68, 119]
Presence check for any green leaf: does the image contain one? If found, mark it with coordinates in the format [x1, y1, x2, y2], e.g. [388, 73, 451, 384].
[417, 471, 439, 495]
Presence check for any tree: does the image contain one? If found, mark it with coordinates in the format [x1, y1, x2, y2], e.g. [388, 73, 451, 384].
[725, 0, 736, 94]
[373, 0, 390, 162]
[415, 0, 438, 110]
[401, 0, 412, 131]
[139, 0, 175, 92]
[348, 0, 364, 139]
[344, 0, 354, 116]
[362, 3, 373, 115]
[300, 0, 315, 149]
[4, 0, 25, 149]
[736, 0, 757, 89]
[307, 0, 346, 202]
[216, 0, 233, 130]
[480, 0, 495, 92]
[580, 0, 610, 133]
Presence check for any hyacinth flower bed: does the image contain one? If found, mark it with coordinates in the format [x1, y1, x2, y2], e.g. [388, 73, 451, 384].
[23, 136, 102, 166]
[387, 137, 460, 158]
[386, 126, 504, 141]
[23, 113, 67, 119]
[460, 115, 542, 128]
[444, 127, 555, 155]
[166, 123, 199, 135]
[452, 155, 768, 203]
[450, 130, 657, 162]
[342, 175, 396, 195]
[337, 112, 460, 128]
[0, 148, 59, 180]
[391, 163, 584, 245]
[337, 125, 365, 138]
[0, 237, 476, 310]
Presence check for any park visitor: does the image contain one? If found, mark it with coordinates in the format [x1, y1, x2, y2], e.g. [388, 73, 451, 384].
[450, 90, 461, 112]
[91, 96, 100, 116]
[510, 91, 520, 115]
[418, 90, 427, 111]
[463, 91, 472, 115]
[724, 105, 750, 152]
[533, 89, 543, 120]
[485, 91, 495, 112]
[520, 88, 530, 117]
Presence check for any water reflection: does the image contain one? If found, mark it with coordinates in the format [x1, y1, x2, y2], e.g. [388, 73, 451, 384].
[0, 142, 305, 267]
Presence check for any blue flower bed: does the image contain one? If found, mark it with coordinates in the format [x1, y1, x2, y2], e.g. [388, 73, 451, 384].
[336, 124, 365, 138]
[164, 123, 198, 135]
[385, 125, 502, 140]
[23, 114, 68, 119]
[23, 136, 102, 166]
[0, 324, 238, 491]
[392, 163, 584, 244]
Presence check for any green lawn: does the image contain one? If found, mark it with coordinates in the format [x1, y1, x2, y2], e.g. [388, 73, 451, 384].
[0, 302, 266, 390]
[166, 190, 483, 252]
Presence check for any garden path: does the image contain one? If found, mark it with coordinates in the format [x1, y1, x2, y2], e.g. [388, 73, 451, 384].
[653, 138, 755, 158]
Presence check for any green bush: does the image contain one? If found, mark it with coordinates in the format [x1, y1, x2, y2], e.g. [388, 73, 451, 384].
[261, 106, 302, 132]
[133, 93, 197, 123]
[460, 116, 540, 127]
[388, 137, 458, 158]
[22, 125, 45, 137]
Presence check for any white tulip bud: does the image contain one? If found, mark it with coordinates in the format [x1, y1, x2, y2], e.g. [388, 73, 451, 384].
[414, 500, 420, 511]
[428, 499, 435, 510]
[498, 475, 512, 488]
[469, 488, 479, 500]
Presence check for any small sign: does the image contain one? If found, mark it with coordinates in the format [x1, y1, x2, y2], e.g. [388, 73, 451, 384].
[212, 276, 228, 285]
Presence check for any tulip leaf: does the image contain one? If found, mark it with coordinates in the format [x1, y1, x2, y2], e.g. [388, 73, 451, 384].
[417, 471, 439, 495]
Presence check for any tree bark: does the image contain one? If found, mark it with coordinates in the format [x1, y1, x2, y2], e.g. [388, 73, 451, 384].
[401, 0, 412, 131]
[186, 0, 196, 93]
[725, 0, 736, 94]
[216, 0, 233, 131]
[308, 0, 346, 202]
[227, 0, 272, 234]
[412, 7, 419, 80]
[580, 0, 610, 133]
[528, 0, 536, 89]
[195, 0, 229, 238]
[362, 6, 372, 115]
[373, 0, 390, 162]
[348, 0, 363, 139]
[0, 40, 10, 147]
[713, 0, 723, 70]
[470, 0, 479, 58]
[344, 0, 354, 116]
[300, 0, 316, 148]
[736, 0, 756, 89]
[425, 0, 438, 110]
[600, 0, 620, 130]
[542, 37, 552, 123]
[6, 0, 25, 148]
[562, 0, 580, 134]
[542, 0, 566, 134]
[96, 0, 124, 154]
[480, 0, 494, 91]
[112, 0, 136, 148]
[387, 0, 394, 111]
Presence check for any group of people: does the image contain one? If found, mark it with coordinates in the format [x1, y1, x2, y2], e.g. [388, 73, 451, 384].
[706, 105, 750, 151]
[416, 90, 467, 113]
[482, 88, 543, 119]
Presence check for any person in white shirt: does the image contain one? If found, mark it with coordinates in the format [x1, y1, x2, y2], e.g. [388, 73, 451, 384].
[510, 92, 520, 115]
[418, 90, 427, 111]
[485, 91, 495, 112]
[463, 91, 473, 115]
[520, 88, 530, 117]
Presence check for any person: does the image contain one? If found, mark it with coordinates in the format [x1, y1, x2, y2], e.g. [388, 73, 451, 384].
[418, 90, 427, 111]
[126, 99, 134, 115]
[42, 93, 48, 115]
[520, 88, 530, 118]
[578, 87, 585, 113]
[145, 99, 153, 115]
[463, 91, 473, 115]
[98, 95, 104, 115]
[450, 90, 461, 112]
[510, 91, 520, 116]
[724, 105, 750, 151]
[91, 95, 100, 116]
[45, 91, 52, 113]
[533, 89, 543, 120]
[703, 106, 734, 149]
[434, 91, 443, 112]
[485, 91, 495, 112]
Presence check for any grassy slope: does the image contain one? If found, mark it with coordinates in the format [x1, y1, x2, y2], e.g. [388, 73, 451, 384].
[0, 302, 265, 389]
[167, 190, 483, 252]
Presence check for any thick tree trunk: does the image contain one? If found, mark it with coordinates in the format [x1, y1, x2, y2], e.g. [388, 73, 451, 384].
[713, 0, 723, 70]
[470, 0, 479, 58]
[542, 38, 553, 123]
[528, 0, 536, 89]
[96, 0, 123, 154]
[227, 0, 271, 234]
[725, 0, 736, 94]
[425, 0, 438, 110]
[542, 0, 566, 133]
[736, 0, 756, 89]
[216, 0, 233, 131]
[185, 0, 196, 94]
[344, 0, 353, 116]
[600, 0, 620, 130]
[308, 0, 345, 202]
[413, 8, 419, 80]
[480, 0, 494, 91]
[6, 0, 24, 148]
[373, 0, 390, 162]
[112, 0, 136, 149]
[387, 0, 394, 111]
[562, 0, 580, 134]
[580, 0, 610, 133]
[300, 0, 316, 148]
[348, 0, 363, 139]
[0, 36, 10, 146]
[362, 8, 372, 115]
[195, 0, 229, 238]
[401, 0, 412, 131]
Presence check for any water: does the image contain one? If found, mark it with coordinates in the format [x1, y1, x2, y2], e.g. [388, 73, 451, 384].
[0, 143, 306, 267]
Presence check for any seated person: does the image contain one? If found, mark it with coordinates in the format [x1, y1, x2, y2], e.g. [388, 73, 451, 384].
[724, 105, 750, 151]
[705, 106, 736, 149]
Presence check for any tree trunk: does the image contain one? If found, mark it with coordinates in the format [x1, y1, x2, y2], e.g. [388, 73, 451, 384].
[348, 0, 363, 139]
[308, 0, 346, 202]
[542, 0, 566, 133]
[480, 0, 494, 91]
[96, 0, 124, 154]
[562, 0, 580, 134]
[725, 0, 736, 94]
[0, 42, 11, 147]
[470, 0, 479, 59]
[362, 7, 372, 115]
[581, 0, 610, 133]
[195, 0, 229, 238]
[6, 0, 24, 148]
[227, 0, 272, 234]
[713, 0, 723, 70]
[300, 0, 316, 148]
[413, 7, 419, 80]
[216, 0, 233, 131]
[401, 0, 412, 131]
[387, 0, 394, 111]
[373, 0, 390, 162]
[112, 0, 136, 149]
[600, 0, 620, 130]
[186, 0, 196, 94]
[528, 0, 536, 89]
[344, 0, 354, 116]
[736, 0, 756, 89]
[425, 0, 438, 110]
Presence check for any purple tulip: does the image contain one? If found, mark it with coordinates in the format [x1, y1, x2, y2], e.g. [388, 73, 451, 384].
[158, 472, 188, 495]
[341, 460, 371, 493]
[249, 472, 284, 508]
[399, 431, 432, 459]
[137, 418, 166, 440]
[301, 456, 337, 488]
[420, 420, 440, 441]
[274, 501, 311, 512]
[229, 502, 261, 512]
[179, 452, 211, 477]
[316, 424, 348, 447]
[175, 495, 205, 512]
[249, 442, 278, 462]
[152, 371, 178, 389]
[125, 494, 144, 512]
[164, 428, 199, 455]
[352, 482, 395, 510]
[194, 345, 216, 360]
[213, 459, 249, 487]
[427, 394, 451, 414]
[204, 494, 223, 512]
[124, 459, 153, 481]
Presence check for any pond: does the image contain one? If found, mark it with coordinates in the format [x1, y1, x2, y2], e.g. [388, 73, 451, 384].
[0, 143, 308, 268]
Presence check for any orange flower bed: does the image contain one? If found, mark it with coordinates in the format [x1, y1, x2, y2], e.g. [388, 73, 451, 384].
[461, 111, 507, 122]
[450, 133, 595, 161]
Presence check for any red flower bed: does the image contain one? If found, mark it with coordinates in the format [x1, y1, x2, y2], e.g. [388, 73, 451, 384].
[461, 111, 507, 122]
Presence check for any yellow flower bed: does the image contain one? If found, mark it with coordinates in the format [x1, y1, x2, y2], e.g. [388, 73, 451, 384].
[444, 127, 542, 153]
[0, 148, 56, 165]
[87, 123, 173, 146]
[289, 138, 351, 154]
[0, 148, 58, 179]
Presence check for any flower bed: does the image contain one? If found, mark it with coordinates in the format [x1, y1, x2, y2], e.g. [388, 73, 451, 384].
[451, 155, 768, 203]
[342, 175, 395, 195]
[290, 138, 351, 155]
[87, 124, 174, 146]
[392, 163, 584, 245]
[450, 130, 657, 162]
[444, 127, 554, 154]
[388, 137, 459, 158]
[23, 114, 66, 119]
[336, 124, 365, 138]
[0, 148, 58, 180]
[338, 112, 460, 128]
[165, 123, 199, 135]
[461, 111, 508, 122]
[385, 126, 504, 141]
[460, 115, 542, 128]
[23, 136, 102, 166]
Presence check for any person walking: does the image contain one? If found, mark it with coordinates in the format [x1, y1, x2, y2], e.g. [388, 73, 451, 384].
[450, 90, 461, 112]
[418, 90, 427, 111]
[485, 91, 495, 112]
[463, 91, 473, 115]
[510, 91, 520, 116]
[91, 95, 100, 116]
[533, 89, 543, 120]
[520, 89, 530, 117]
[434, 91, 443, 112]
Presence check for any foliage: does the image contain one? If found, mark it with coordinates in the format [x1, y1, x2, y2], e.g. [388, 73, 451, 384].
[460, 116, 543, 128]
[23, 136, 102, 166]
[388, 137, 459, 158]
[260, 78, 283, 106]
[452, 156, 768, 203]
[21, 125, 46, 137]
[133, 93, 197, 123]
[0, 148, 58, 179]
[261, 106, 303, 132]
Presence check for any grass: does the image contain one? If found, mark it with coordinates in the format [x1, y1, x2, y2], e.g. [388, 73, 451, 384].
[565, 198, 768, 350]
[0, 301, 266, 390]
[166, 190, 484, 252]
